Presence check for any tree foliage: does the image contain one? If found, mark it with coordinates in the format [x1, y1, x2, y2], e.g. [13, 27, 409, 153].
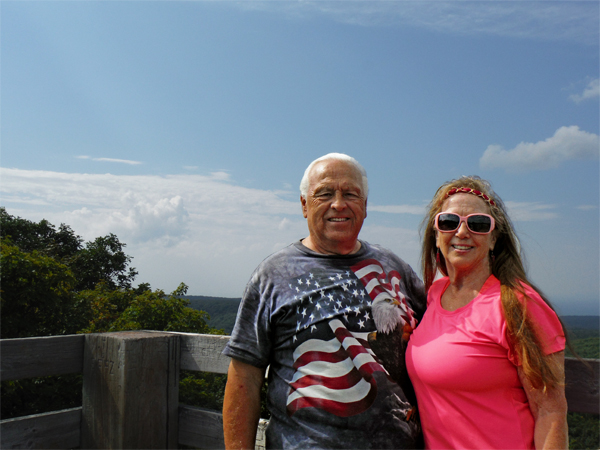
[0, 208, 82, 260]
[1, 239, 80, 338]
[1, 210, 225, 420]
[71, 233, 138, 291]
[1, 208, 137, 293]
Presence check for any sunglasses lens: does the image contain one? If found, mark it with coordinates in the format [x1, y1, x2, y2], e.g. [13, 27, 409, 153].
[437, 214, 460, 231]
[467, 215, 492, 233]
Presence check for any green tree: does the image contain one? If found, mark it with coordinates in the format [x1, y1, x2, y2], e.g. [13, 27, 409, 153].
[71, 234, 138, 291]
[0, 209, 138, 293]
[0, 208, 82, 260]
[0, 238, 81, 338]
[1, 210, 227, 420]
[109, 283, 217, 334]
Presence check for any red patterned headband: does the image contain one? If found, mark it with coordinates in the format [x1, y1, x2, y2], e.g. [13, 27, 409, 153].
[446, 187, 496, 207]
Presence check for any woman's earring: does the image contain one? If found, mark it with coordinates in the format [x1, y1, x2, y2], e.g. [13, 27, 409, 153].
[490, 249, 495, 265]
[436, 248, 440, 265]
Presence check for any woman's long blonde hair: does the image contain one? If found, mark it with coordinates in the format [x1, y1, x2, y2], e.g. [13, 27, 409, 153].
[420, 176, 565, 390]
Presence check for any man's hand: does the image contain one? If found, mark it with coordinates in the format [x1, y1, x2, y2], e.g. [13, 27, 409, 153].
[223, 359, 266, 450]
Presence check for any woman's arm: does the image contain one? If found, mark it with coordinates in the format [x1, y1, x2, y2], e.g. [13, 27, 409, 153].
[518, 351, 569, 450]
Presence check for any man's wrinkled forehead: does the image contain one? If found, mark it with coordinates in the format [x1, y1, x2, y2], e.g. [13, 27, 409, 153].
[308, 159, 364, 191]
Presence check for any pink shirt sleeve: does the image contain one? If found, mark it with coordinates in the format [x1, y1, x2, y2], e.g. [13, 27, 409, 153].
[507, 284, 566, 365]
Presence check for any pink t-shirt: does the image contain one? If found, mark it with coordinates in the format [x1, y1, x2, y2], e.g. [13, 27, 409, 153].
[406, 275, 565, 450]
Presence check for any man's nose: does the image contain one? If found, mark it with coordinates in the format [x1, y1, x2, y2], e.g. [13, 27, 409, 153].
[331, 191, 347, 210]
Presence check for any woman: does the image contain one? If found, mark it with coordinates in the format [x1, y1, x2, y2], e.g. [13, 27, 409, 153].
[406, 176, 568, 449]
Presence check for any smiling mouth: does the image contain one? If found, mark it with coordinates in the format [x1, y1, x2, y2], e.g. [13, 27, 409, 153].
[453, 245, 472, 250]
[329, 218, 349, 222]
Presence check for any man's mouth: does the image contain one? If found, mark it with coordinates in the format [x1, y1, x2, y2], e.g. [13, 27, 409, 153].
[329, 218, 349, 222]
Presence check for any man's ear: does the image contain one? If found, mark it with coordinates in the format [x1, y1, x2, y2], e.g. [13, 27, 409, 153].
[364, 198, 367, 219]
[301, 195, 308, 218]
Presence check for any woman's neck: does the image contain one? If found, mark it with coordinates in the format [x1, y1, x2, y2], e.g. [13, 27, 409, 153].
[442, 265, 492, 311]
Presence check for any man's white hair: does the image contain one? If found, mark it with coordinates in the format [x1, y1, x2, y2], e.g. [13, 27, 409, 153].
[299, 153, 369, 199]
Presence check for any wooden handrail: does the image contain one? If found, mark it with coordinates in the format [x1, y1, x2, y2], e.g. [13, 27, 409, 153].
[1, 332, 598, 449]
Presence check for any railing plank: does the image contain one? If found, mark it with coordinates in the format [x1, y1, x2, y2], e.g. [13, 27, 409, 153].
[0, 407, 81, 449]
[0, 334, 597, 450]
[178, 405, 268, 450]
[178, 405, 225, 449]
[564, 357, 599, 415]
[1, 334, 84, 381]
[179, 333, 231, 374]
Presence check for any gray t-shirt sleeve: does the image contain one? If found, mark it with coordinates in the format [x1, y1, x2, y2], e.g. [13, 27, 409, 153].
[222, 271, 272, 368]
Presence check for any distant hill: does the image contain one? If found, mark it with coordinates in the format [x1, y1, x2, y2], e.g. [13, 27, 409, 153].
[184, 296, 599, 339]
[560, 316, 599, 331]
[184, 296, 241, 334]
[560, 316, 599, 358]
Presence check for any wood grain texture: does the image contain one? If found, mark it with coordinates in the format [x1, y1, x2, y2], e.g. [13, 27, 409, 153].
[0, 334, 84, 381]
[178, 405, 225, 449]
[178, 333, 231, 374]
[81, 331, 180, 449]
[178, 405, 268, 450]
[0, 407, 81, 449]
[1, 334, 597, 450]
[564, 357, 599, 414]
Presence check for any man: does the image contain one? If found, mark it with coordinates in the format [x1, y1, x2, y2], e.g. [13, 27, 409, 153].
[222, 153, 426, 449]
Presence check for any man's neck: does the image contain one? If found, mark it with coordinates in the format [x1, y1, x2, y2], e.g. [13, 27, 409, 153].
[301, 237, 361, 255]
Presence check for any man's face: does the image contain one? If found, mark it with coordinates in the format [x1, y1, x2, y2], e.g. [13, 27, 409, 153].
[301, 159, 367, 255]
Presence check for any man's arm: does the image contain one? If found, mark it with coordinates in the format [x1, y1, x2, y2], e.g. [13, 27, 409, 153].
[223, 358, 267, 450]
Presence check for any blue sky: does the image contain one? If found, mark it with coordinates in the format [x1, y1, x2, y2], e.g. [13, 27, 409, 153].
[2, 1, 599, 315]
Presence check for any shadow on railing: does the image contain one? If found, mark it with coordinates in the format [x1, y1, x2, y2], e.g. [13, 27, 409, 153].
[1, 331, 598, 449]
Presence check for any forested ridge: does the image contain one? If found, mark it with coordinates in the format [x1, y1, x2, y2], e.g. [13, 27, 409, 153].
[1, 209, 597, 448]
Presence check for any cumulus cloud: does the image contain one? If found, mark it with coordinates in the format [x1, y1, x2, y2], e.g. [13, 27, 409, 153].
[479, 126, 599, 172]
[569, 78, 600, 104]
[0, 168, 426, 296]
[0, 169, 300, 241]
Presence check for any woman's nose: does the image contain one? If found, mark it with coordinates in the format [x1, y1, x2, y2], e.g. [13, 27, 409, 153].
[456, 220, 470, 237]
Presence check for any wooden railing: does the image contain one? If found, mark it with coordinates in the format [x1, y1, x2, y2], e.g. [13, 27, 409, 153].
[1, 331, 598, 449]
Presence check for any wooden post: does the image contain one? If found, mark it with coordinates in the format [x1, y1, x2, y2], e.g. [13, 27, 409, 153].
[81, 331, 180, 449]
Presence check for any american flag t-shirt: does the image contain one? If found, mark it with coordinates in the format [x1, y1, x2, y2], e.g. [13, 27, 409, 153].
[285, 262, 407, 418]
[223, 241, 427, 449]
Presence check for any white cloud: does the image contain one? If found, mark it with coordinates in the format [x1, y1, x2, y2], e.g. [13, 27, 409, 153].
[569, 78, 600, 104]
[75, 155, 142, 165]
[504, 201, 558, 222]
[479, 126, 599, 172]
[0, 167, 427, 297]
[1, 168, 596, 308]
[210, 171, 231, 181]
[576, 204, 598, 211]
[237, 1, 599, 45]
[368, 204, 426, 215]
[0, 168, 305, 295]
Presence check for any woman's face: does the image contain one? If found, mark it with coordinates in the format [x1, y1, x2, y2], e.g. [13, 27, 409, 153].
[436, 193, 497, 277]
